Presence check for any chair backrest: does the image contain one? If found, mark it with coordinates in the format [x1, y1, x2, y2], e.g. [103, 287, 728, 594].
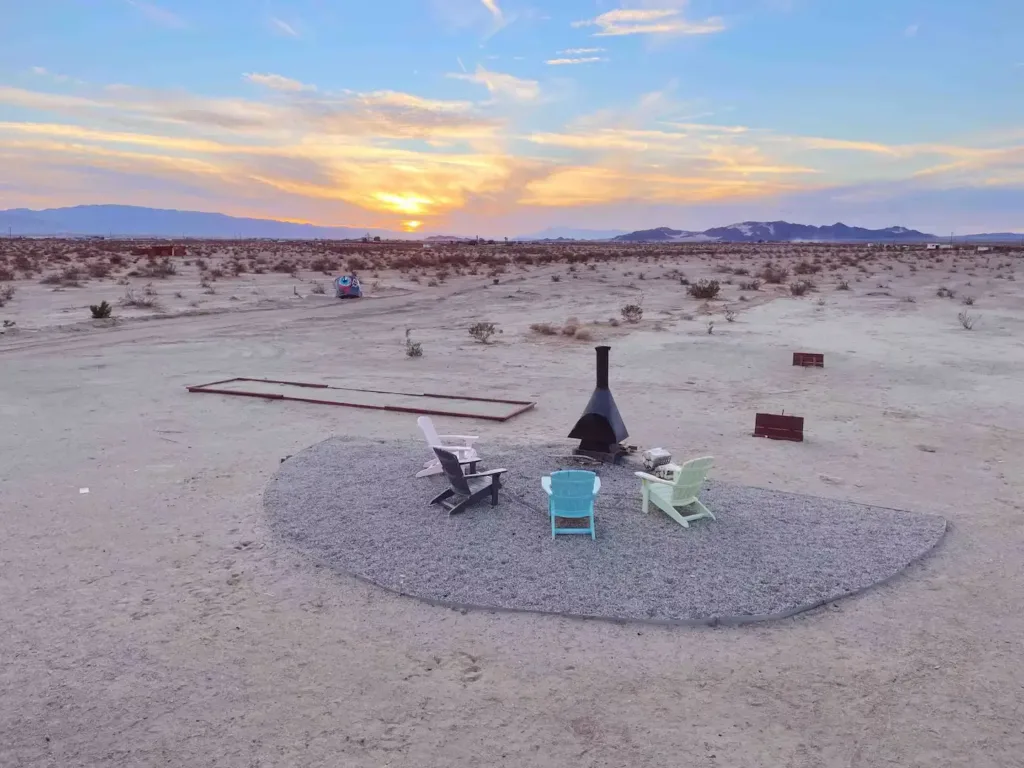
[671, 457, 714, 504]
[418, 416, 441, 448]
[548, 470, 598, 518]
[433, 447, 471, 495]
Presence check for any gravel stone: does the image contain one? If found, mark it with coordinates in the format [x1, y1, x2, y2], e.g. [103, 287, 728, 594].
[265, 437, 947, 625]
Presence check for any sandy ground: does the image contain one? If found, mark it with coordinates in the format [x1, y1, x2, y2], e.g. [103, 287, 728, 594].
[2, 245, 1024, 766]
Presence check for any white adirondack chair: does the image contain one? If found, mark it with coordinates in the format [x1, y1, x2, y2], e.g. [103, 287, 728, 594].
[416, 416, 481, 478]
[635, 456, 715, 528]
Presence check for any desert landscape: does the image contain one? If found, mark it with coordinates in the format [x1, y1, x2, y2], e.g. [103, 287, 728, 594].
[2, 237, 1023, 766]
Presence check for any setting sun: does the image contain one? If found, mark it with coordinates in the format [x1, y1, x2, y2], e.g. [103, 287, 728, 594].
[401, 220, 423, 232]
[372, 192, 433, 216]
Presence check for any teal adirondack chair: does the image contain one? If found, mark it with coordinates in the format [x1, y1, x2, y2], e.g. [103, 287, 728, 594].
[635, 457, 715, 528]
[541, 470, 600, 539]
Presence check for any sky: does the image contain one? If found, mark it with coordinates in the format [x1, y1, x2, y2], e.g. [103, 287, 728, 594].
[0, 0, 1022, 236]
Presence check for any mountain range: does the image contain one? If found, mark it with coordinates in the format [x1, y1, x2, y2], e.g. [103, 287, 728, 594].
[0, 205, 1020, 243]
[614, 221, 936, 243]
[0, 205, 405, 239]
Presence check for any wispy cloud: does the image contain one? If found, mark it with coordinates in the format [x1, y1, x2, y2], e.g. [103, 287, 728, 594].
[905, 23, 920, 38]
[244, 73, 315, 92]
[269, 16, 300, 38]
[448, 65, 540, 102]
[559, 47, 604, 55]
[546, 57, 606, 66]
[572, 8, 726, 37]
[125, 0, 186, 29]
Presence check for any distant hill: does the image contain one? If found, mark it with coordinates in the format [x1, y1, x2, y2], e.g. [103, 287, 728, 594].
[0, 205, 407, 239]
[613, 221, 937, 243]
[518, 227, 628, 240]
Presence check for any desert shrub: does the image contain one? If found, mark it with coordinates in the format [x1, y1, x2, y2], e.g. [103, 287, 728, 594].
[574, 327, 595, 341]
[790, 280, 815, 296]
[836, 280, 851, 291]
[347, 257, 370, 272]
[311, 256, 336, 274]
[89, 300, 112, 319]
[732, 267, 750, 276]
[404, 328, 423, 358]
[551, 274, 561, 282]
[688, 279, 721, 299]
[620, 303, 643, 323]
[706, 320, 715, 335]
[427, 279, 439, 287]
[937, 286, 956, 298]
[794, 260, 822, 275]
[120, 287, 160, 309]
[725, 310, 737, 322]
[962, 296, 975, 306]
[739, 279, 761, 291]
[87, 261, 111, 279]
[469, 322, 498, 344]
[678, 276, 690, 286]
[0, 266, 15, 281]
[530, 322, 559, 336]
[0, 284, 14, 306]
[310, 281, 326, 295]
[561, 317, 581, 336]
[142, 258, 176, 278]
[958, 311, 976, 330]
[760, 264, 789, 284]
[272, 259, 296, 274]
[608, 317, 620, 327]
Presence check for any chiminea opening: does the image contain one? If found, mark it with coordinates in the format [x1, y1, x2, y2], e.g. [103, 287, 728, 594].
[568, 346, 629, 463]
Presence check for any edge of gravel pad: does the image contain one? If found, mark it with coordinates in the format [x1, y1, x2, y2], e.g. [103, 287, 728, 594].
[264, 436, 949, 628]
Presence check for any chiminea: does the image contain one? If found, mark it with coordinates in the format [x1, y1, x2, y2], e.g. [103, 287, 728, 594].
[569, 346, 629, 462]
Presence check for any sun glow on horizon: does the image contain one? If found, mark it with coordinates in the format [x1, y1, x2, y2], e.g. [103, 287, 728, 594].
[402, 220, 423, 232]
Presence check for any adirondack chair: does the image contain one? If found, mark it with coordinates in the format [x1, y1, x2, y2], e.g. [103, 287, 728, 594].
[541, 470, 600, 539]
[430, 447, 508, 515]
[416, 416, 481, 478]
[635, 457, 715, 528]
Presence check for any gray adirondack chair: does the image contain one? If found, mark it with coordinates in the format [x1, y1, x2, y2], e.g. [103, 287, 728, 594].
[430, 447, 508, 515]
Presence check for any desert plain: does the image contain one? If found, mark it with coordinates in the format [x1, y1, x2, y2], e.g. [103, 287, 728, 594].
[2, 238, 1023, 766]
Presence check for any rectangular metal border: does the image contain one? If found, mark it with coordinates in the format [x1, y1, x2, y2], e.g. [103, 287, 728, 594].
[186, 377, 536, 422]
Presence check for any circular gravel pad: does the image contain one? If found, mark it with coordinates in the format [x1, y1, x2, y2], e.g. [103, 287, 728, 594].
[266, 438, 946, 625]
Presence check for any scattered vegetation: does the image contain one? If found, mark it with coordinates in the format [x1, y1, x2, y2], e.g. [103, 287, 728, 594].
[738, 279, 761, 291]
[530, 322, 559, 335]
[310, 281, 326, 295]
[89, 300, 113, 319]
[0, 285, 14, 307]
[725, 310, 737, 322]
[687, 279, 722, 300]
[760, 264, 789, 284]
[404, 328, 423, 358]
[620, 294, 644, 323]
[961, 296, 975, 306]
[937, 286, 956, 299]
[120, 287, 160, 309]
[836, 280, 851, 291]
[957, 311, 977, 330]
[469, 322, 499, 344]
[790, 280, 816, 296]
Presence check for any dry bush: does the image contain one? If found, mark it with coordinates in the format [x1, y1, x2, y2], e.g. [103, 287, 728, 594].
[310, 281, 326, 295]
[136, 258, 176, 278]
[87, 260, 111, 279]
[0, 266, 14, 282]
[469, 322, 499, 344]
[738, 279, 761, 291]
[732, 267, 750, 276]
[725, 310, 737, 322]
[404, 328, 423, 358]
[0, 284, 14, 306]
[760, 263, 789, 283]
[937, 286, 956, 299]
[688, 279, 721, 299]
[530, 322, 559, 335]
[574, 327, 595, 341]
[958, 311, 976, 330]
[794, 260, 822, 275]
[836, 280, 851, 291]
[551, 274, 561, 282]
[311, 256, 336, 274]
[120, 287, 160, 309]
[790, 280, 814, 296]
[272, 259, 296, 274]
[962, 296, 975, 306]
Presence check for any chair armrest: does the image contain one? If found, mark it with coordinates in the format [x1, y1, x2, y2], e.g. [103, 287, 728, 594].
[436, 444, 475, 453]
[458, 458, 480, 465]
[465, 468, 507, 479]
[635, 471, 673, 486]
[541, 476, 552, 495]
[439, 435, 479, 443]
[593, 476, 601, 494]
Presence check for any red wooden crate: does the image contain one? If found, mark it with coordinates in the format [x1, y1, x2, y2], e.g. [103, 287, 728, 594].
[753, 413, 804, 442]
[793, 352, 824, 367]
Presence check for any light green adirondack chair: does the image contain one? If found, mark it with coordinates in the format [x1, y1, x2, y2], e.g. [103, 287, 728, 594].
[635, 457, 715, 528]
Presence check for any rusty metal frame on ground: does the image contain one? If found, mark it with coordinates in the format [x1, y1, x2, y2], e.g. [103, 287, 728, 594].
[186, 377, 537, 422]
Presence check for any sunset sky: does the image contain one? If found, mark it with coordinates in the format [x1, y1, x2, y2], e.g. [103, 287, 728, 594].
[1, 0, 1022, 235]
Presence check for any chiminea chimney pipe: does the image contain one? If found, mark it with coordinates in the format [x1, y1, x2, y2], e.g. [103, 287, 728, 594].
[596, 345, 610, 389]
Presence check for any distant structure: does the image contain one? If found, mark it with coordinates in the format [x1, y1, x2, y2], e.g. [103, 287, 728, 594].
[132, 244, 187, 257]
